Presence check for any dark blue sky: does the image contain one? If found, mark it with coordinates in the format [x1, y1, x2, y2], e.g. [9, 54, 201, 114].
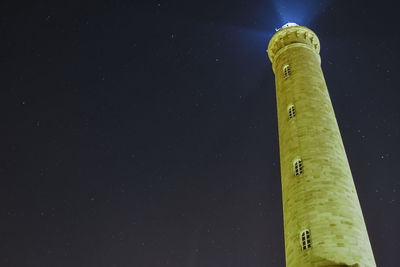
[1, 0, 398, 266]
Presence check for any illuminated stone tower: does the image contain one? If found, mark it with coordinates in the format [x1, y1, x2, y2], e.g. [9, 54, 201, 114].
[267, 24, 376, 267]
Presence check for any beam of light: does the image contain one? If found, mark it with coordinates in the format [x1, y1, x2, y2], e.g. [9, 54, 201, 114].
[272, 0, 333, 27]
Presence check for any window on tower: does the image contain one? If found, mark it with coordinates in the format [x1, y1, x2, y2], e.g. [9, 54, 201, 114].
[300, 229, 311, 250]
[294, 159, 303, 176]
[288, 105, 296, 119]
[283, 65, 291, 79]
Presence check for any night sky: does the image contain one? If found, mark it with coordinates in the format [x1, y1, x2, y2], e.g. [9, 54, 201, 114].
[1, 0, 399, 266]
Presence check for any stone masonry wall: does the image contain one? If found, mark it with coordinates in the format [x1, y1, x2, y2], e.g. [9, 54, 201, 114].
[269, 26, 376, 267]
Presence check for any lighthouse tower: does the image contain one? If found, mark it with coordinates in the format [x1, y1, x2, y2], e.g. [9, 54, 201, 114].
[267, 24, 376, 266]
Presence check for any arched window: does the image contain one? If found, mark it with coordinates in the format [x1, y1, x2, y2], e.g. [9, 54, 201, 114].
[300, 229, 311, 250]
[283, 65, 291, 79]
[294, 159, 303, 176]
[288, 105, 296, 119]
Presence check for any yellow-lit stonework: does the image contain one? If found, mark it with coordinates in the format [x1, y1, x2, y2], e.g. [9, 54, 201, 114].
[267, 25, 376, 267]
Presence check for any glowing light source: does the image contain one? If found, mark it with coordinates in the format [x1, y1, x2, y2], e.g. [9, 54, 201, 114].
[281, 22, 298, 28]
[276, 22, 298, 31]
